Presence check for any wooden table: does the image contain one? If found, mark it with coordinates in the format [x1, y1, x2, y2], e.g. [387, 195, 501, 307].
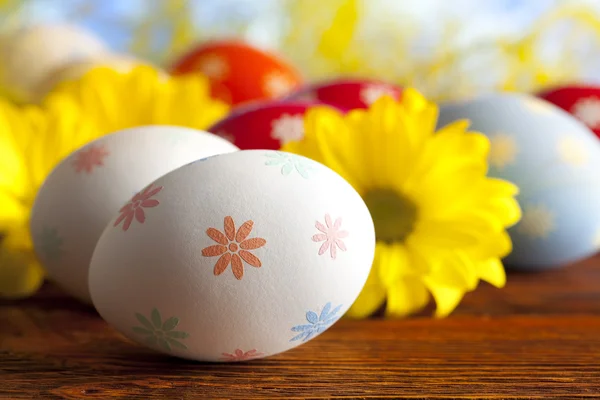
[1, 256, 599, 399]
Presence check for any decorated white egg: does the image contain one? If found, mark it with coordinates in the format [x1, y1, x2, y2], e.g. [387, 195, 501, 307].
[0, 23, 108, 103]
[30, 126, 239, 303]
[88, 150, 375, 362]
[437, 93, 600, 270]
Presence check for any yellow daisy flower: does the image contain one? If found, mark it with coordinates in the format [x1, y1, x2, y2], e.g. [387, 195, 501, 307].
[281, 88, 521, 318]
[43, 65, 230, 135]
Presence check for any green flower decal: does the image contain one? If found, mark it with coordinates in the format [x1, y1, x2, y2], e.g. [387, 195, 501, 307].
[264, 151, 316, 179]
[132, 308, 190, 352]
[37, 227, 64, 263]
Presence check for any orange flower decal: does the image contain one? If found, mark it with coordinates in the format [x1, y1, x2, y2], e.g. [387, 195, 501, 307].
[201, 216, 266, 280]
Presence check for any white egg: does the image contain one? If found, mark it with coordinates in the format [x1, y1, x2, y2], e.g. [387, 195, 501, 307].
[437, 92, 600, 270]
[88, 150, 375, 362]
[30, 126, 239, 304]
[0, 23, 108, 103]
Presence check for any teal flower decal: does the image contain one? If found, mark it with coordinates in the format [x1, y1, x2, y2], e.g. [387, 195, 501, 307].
[132, 308, 190, 352]
[264, 151, 316, 179]
[36, 227, 64, 263]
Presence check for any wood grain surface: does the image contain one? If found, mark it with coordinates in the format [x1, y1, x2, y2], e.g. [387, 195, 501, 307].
[1, 256, 599, 399]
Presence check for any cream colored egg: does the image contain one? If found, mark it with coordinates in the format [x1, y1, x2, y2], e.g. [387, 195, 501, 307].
[30, 126, 239, 304]
[89, 150, 375, 362]
[0, 23, 108, 103]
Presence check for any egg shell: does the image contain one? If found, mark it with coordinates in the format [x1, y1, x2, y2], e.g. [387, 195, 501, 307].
[0, 23, 108, 103]
[284, 78, 402, 110]
[437, 92, 600, 270]
[89, 150, 375, 362]
[208, 101, 331, 150]
[34, 53, 153, 102]
[169, 40, 303, 106]
[537, 85, 600, 140]
[30, 126, 239, 304]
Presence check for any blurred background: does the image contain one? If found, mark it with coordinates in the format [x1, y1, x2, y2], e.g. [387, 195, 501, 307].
[3, 0, 600, 101]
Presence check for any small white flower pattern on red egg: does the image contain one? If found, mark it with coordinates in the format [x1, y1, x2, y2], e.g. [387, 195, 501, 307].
[263, 71, 295, 98]
[114, 184, 163, 231]
[312, 214, 348, 260]
[73, 145, 109, 173]
[220, 348, 264, 362]
[270, 113, 305, 145]
[571, 96, 600, 130]
[194, 53, 229, 81]
[360, 84, 398, 105]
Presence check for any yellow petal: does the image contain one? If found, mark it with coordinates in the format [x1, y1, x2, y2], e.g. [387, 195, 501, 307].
[0, 226, 43, 299]
[0, 247, 44, 298]
[423, 281, 466, 318]
[0, 101, 31, 199]
[346, 244, 388, 318]
[484, 197, 522, 228]
[412, 220, 482, 249]
[475, 229, 513, 259]
[476, 258, 506, 288]
[357, 96, 416, 187]
[0, 189, 27, 227]
[425, 251, 479, 290]
[345, 278, 386, 319]
[377, 242, 412, 284]
[385, 276, 430, 318]
[401, 87, 434, 113]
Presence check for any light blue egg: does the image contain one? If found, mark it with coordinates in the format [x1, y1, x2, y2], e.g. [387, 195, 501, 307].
[437, 92, 600, 270]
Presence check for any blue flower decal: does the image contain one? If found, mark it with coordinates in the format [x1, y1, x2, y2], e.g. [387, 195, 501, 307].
[264, 151, 316, 179]
[290, 302, 343, 342]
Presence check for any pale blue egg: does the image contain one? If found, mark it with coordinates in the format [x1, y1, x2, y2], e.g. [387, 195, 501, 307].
[437, 92, 600, 270]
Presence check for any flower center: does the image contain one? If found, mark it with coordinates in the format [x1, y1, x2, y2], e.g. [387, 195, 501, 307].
[362, 189, 418, 243]
[228, 243, 239, 252]
[132, 200, 141, 209]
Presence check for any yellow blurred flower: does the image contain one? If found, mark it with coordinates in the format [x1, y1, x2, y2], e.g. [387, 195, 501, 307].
[282, 89, 521, 318]
[44, 65, 229, 134]
[0, 98, 98, 298]
[0, 64, 230, 298]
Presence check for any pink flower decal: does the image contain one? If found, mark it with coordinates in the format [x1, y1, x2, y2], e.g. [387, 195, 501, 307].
[220, 348, 264, 362]
[114, 184, 163, 231]
[312, 214, 348, 260]
[73, 145, 109, 173]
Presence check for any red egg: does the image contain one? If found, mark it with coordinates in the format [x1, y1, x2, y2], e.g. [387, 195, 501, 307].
[538, 85, 600, 139]
[170, 40, 303, 106]
[284, 78, 402, 110]
[208, 101, 336, 150]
